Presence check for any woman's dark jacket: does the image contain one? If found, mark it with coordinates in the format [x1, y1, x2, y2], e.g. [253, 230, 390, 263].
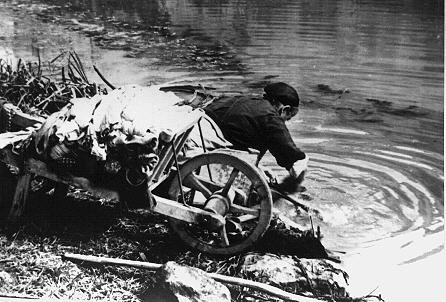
[203, 95, 305, 170]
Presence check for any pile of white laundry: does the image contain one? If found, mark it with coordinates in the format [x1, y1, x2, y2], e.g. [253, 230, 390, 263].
[30, 84, 200, 182]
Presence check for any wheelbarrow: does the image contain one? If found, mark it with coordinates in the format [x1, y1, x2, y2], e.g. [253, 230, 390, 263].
[0, 100, 273, 256]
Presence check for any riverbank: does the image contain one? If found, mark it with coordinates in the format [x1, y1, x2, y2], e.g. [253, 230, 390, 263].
[0, 194, 355, 302]
[0, 55, 368, 302]
[0, 1, 443, 301]
[0, 185, 353, 302]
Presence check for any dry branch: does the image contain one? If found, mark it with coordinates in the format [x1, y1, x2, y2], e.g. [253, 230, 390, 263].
[0, 293, 39, 301]
[63, 253, 325, 302]
[0, 297, 59, 302]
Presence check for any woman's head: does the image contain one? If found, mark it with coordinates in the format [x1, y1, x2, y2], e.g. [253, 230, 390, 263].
[264, 82, 300, 121]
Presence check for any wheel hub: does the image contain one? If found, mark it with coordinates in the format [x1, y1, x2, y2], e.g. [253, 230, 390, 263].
[204, 193, 230, 216]
[200, 193, 231, 230]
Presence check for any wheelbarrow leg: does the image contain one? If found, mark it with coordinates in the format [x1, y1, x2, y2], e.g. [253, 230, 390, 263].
[53, 183, 69, 202]
[8, 173, 32, 223]
[48, 182, 69, 222]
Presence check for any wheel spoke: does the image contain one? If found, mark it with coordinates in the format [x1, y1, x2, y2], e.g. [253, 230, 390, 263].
[230, 203, 260, 216]
[183, 173, 212, 199]
[220, 225, 230, 246]
[221, 168, 239, 196]
[193, 175, 222, 192]
[233, 214, 258, 223]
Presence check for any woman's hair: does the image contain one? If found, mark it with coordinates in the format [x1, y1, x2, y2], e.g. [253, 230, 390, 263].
[264, 82, 300, 107]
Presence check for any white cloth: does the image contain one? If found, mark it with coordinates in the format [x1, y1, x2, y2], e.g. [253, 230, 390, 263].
[0, 125, 40, 149]
[54, 120, 82, 142]
[90, 84, 206, 139]
[69, 97, 97, 128]
[0, 130, 32, 149]
[186, 114, 232, 151]
[289, 155, 309, 178]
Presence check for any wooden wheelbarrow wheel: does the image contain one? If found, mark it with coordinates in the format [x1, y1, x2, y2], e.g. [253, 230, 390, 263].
[168, 152, 273, 255]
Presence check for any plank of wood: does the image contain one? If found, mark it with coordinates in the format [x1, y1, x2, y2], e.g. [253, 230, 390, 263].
[53, 182, 69, 201]
[25, 158, 119, 201]
[0, 164, 16, 220]
[152, 194, 224, 226]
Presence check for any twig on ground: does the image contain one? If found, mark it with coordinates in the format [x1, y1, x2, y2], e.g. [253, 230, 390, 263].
[63, 253, 325, 302]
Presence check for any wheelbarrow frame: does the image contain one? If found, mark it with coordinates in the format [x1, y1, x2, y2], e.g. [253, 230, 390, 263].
[1, 103, 271, 224]
[0, 101, 274, 255]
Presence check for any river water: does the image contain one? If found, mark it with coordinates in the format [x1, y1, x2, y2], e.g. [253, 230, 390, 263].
[0, 0, 444, 301]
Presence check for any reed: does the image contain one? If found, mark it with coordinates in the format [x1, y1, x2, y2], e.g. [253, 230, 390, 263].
[0, 51, 105, 117]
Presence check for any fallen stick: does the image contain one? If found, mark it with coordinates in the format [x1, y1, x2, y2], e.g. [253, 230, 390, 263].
[207, 272, 322, 302]
[0, 294, 39, 301]
[0, 298, 58, 302]
[63, 253, 324, 302]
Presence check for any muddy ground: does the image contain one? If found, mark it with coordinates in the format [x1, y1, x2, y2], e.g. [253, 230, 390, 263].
[1, 186, 343, 302]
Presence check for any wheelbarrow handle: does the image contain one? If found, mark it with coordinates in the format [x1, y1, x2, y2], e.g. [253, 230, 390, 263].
[269, 186, 310, 212]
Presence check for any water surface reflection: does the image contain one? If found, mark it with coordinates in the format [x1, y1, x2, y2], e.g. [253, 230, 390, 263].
[0, 0, 443, 299]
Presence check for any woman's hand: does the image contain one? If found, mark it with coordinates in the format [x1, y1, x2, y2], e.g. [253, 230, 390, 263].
[289, 155, 309, 179]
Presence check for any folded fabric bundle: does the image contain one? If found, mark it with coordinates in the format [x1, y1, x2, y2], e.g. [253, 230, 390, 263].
[27, 84, 200, 181]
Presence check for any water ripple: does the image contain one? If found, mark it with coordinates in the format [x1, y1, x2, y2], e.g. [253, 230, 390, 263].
[292, 150, 444, 250]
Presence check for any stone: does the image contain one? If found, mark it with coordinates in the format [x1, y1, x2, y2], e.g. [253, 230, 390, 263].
[0, 270, 15, 286]
[298, 258, 349, 297]
[143, 261, 230, 302]
[241, 253, 303, 285]
[240, 253, 349, 298]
